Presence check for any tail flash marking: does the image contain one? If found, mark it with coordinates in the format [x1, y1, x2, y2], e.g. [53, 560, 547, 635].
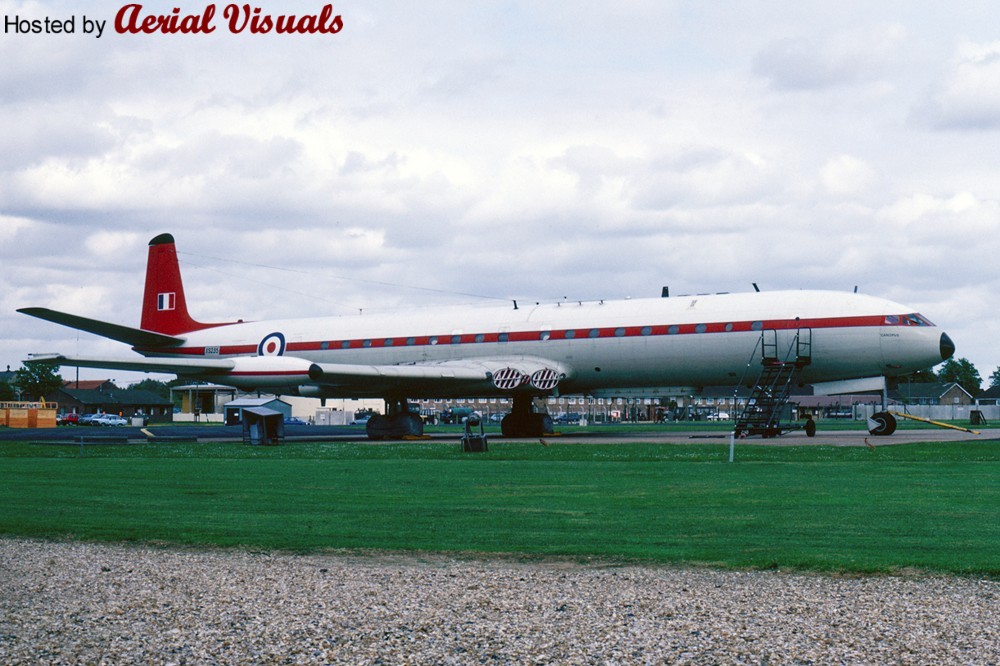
[158, 292, 176, 311]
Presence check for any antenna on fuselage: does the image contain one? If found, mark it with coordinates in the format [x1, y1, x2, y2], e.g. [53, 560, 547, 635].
[661, 286, 669, 298]
[752, 283, 760, 292]
[854, 285, 858, 293]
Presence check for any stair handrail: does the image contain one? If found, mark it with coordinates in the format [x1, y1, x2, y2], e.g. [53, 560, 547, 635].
[733, 333, 766, 409]
[734, 328, 808, 435]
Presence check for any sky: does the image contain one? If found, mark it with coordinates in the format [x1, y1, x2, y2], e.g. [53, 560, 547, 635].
[2, 1, 999, 389]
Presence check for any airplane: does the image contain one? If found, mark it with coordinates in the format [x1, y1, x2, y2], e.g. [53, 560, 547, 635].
[19, 233, 955, 439]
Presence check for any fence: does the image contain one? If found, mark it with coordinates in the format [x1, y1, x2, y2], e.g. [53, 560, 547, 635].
[853, 403, 999, 423]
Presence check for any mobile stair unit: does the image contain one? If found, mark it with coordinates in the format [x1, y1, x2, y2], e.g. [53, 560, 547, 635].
[733, 328, 815, 438]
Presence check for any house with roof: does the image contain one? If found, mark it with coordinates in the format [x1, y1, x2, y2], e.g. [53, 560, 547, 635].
[975, 385, 1000, 406]
[45, 384, 174, 423]
[890, 381, 974, 406]
[61, 379, 117, 392]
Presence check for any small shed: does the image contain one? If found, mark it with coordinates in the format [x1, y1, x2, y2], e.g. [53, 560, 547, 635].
[242, 406, 285, 446]
[172, 384, 239, 417]
[224, 397, 292, 425]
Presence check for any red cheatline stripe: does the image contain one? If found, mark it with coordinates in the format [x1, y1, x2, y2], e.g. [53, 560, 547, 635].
[143, 313, 926, 357]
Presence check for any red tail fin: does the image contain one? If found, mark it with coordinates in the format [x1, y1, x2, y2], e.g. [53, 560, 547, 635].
[141, 233, 222, 335]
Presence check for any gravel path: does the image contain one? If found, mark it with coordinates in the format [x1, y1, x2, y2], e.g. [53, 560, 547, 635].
[1, 538, 997, 664]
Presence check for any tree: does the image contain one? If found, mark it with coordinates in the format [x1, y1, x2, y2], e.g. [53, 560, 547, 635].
[936, 358, 982, 397]
[904, 369, 938, 384]
[130, 378, 171, 399]
[0, 380, 15, 401]
[12, 363, 64, 402]
[989, 366, 1000, 390]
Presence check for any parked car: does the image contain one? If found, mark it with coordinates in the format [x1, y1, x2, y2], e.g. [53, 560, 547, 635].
[95, 414, 129, 427]
[56, 413, 80, 426]
[77, 413, 102, 426]
[284, 417, 308, 426]
[440, 407, 478, 424]
[707, 411, 731, 421]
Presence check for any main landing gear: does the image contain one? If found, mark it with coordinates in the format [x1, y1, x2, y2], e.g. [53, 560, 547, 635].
[366, 398, 424, 440]
[501, 394, 555, 438]
[365, 394, 556, 441]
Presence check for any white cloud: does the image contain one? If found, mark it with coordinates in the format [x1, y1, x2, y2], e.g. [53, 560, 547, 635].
[753, 23, 906, 91]
[820, 155, 877, 196]
[918, 40, 1000, 130]
[82, 230, 143, 258]
[876, 192, 1000, 252]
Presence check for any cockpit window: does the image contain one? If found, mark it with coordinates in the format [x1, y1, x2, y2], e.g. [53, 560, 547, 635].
[886, 313, 934, 327]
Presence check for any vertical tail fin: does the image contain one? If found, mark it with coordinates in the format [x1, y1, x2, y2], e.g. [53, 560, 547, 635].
[140, 233, 223, 335]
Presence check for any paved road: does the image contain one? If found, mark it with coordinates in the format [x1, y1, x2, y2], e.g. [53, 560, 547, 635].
[1, 423, 994, 446]
[0, 424, 366, 442]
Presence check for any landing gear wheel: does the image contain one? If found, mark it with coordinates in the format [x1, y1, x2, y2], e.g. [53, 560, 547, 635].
[395, 412, 424, 437]
[365, 412, 425, 440]
[366, 414, 392, 441]
[500, 412, 554, 437]
[501, 393, 555, 437]
[804, 418, 817, 437]
[868, 411, 897, 436]
[535, 413, 554, 436]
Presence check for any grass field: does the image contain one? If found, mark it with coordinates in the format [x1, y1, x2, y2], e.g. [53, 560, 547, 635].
[1, 438, 997, 575]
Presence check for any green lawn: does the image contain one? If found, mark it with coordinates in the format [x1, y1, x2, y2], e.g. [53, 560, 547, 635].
[1, 439, 997, 575]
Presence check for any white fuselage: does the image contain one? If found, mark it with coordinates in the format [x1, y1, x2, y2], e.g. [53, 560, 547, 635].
[142, 290, 948, 398]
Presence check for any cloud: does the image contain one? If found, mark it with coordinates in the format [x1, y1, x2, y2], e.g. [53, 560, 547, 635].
[753, 23, 905, 91]
[917, 40, 1000, 130]
[819, 155, 877, 196]
[628, 147, 775, 211]
[876, 191, 1000, 244]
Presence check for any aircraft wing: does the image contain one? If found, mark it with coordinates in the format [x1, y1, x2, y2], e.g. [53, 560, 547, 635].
[24, 353, 236, 375]
[25, 353, 569, 398]
[306, 356, 569, 397]
[18, 307, 184, 349]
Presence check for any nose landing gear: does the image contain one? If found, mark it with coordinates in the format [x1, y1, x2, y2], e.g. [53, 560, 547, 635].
[867, 411, 897, 436]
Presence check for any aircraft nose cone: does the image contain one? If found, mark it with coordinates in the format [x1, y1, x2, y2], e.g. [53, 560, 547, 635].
[940, 332, 956, 361]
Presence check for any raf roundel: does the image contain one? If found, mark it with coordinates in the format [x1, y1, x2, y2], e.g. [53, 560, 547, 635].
[258, 332, 286, 356]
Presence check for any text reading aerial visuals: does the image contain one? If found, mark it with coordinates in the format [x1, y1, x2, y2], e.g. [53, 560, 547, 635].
[3, 4, 344, 38]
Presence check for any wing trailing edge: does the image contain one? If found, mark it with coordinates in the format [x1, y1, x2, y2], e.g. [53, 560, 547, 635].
[17, 307, 185, 349]
[24, 353, 236, 375]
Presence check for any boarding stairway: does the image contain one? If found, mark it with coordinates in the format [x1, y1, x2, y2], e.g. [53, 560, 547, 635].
[733, 329, 812, 438]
